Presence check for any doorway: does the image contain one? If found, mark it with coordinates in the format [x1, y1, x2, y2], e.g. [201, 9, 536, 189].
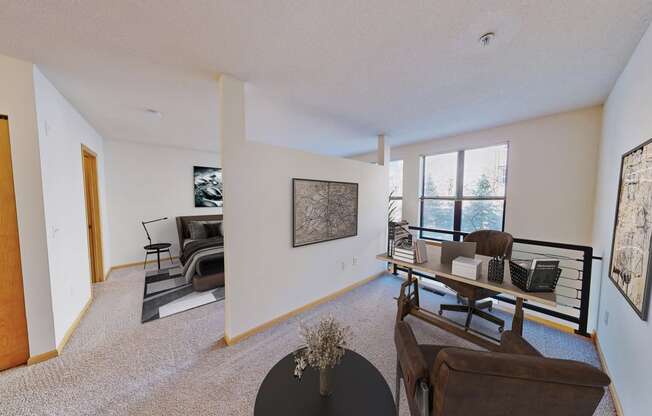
[82, 145, 104, 283]
[0, 115, 30, 370]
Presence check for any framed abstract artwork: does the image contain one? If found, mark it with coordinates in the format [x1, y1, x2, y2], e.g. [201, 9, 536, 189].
[292, 178, 358, 247]
[609, 138, 652, 320]
[194, 166, 223, 208]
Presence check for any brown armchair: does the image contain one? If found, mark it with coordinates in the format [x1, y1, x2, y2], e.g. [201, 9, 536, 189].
[438, 230, 514, 332]
[394, 321, 610, 416]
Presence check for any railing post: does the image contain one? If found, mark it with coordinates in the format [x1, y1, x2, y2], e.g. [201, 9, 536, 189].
[575, 246, 593, 337]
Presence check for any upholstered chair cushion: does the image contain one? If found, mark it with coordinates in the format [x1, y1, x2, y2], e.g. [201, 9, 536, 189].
[464, 230, 514, 259]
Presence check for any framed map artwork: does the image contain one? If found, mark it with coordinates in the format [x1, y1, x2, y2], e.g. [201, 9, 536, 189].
[609, 138, 652, 320]
[292, 179, 358, 247]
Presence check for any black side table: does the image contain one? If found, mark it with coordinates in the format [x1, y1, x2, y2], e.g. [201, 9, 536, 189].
[254, 349, 395, 416]
[143, 243, 172, 270]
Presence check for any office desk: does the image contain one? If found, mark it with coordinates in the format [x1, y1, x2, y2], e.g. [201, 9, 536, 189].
[377, 244, 556, 351]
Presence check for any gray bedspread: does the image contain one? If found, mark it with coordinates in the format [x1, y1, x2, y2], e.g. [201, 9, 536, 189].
[180, 238, 224, 283]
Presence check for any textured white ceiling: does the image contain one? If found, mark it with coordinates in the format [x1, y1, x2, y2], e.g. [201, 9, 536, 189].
[0, 1, 651, 155]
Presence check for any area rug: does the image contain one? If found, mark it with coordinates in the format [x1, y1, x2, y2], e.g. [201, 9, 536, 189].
[141, 266, 225, 323]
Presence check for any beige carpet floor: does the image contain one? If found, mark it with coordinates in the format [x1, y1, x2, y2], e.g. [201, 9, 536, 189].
[0, 265, 616, 415]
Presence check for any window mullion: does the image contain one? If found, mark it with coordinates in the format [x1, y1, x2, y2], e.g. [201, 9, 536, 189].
[419, 156, 425, 238]
[456, 150, 465, 199]
[453, 151, 465, 239]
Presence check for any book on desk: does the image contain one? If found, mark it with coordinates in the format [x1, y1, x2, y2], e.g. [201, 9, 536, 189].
[510, 259, 561, 292]
[392, 240, 428, 264]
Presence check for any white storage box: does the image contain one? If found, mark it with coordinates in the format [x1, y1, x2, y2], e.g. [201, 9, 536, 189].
[451, 256, 482, 280]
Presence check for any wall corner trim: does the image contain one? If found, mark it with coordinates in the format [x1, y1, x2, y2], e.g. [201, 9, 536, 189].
[56, 295, 93, 354]
[224, 271, 384, 346]
[26, 294, 93, 366]
[27, 349, 58, 366]
[593, 333, 624, 416]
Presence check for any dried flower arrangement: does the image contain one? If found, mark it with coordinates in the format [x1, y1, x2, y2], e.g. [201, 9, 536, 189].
[293, 316, 350, 380]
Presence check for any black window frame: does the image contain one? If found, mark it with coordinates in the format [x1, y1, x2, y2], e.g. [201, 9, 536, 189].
[419, 144, 508, 241]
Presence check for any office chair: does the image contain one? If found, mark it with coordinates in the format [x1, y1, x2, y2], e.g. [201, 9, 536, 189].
[438, 230, 513, 332]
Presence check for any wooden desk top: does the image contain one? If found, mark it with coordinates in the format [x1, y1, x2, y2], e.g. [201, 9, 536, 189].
[377, 244, 557, 307]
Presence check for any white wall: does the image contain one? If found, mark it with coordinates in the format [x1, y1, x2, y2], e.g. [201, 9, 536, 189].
[354, 106, 602, 246]
[245, 85, 369, 156]
[105, 140, 221, 266]
[33, 67, 111, 346]
[221, 76, 387, 339]
[592, 22, 652, 416]
[0, 55, 56, 356]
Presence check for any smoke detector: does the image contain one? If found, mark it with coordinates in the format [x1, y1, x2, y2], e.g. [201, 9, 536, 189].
[479, 32, 496, 47]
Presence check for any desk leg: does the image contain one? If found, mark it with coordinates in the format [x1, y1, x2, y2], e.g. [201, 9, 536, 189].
[396, 267, 419, 322]
[512, 297, 524, 335]
[409, 269, 420, 308]
[396, 282, 409, 322]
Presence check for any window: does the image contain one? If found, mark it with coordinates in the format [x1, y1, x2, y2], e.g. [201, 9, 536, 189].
[419, 144, 508, 240]
[389, 160, 403, 222]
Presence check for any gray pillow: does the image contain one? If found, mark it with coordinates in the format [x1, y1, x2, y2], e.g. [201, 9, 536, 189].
[188, 221, 207, 240]
[204, 221, 222, 238]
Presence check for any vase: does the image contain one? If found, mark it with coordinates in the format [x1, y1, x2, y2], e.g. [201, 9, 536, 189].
[319, 367, 334, 397]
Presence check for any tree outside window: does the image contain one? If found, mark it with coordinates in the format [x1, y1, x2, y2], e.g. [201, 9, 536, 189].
[389, 160, 403, 222]
[420, 144, 508, 240]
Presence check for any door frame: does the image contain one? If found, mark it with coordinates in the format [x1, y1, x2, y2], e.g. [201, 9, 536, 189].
[81, 145, 105, 283]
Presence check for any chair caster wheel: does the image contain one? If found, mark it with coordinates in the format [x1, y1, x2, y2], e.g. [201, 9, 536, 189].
[438, 310, 443, 316]
[498, 326, 504, 333]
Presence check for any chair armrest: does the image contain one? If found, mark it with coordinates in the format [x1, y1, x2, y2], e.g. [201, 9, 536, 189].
[499, 331, 542, 356]
[432, 348, 610, 388]
[395, 322, 429, 396]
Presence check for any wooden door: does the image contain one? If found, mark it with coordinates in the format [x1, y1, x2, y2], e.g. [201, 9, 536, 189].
[0, 115, 30, 370]
[82, 146, 104, 283]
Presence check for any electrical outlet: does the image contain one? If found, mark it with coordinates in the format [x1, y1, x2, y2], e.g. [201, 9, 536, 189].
[352, 256, 358, 266]
[341, 261, 346, 271]
[604, 310, 609, 326]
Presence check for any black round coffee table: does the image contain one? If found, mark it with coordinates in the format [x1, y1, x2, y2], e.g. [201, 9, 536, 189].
[254, 349, 395, 416]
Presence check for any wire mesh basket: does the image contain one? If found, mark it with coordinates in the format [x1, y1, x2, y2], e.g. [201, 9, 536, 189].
[488, 258, 505, 283]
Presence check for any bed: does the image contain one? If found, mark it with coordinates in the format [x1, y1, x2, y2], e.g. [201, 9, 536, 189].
[176, 214, 224, 290]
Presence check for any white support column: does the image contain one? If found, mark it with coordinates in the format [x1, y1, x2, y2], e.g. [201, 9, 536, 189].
[377, 134, 390, 166]
[377, 134, 391, 247]
[218, 74, 246, 342]
[219, 75, 246, 150]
